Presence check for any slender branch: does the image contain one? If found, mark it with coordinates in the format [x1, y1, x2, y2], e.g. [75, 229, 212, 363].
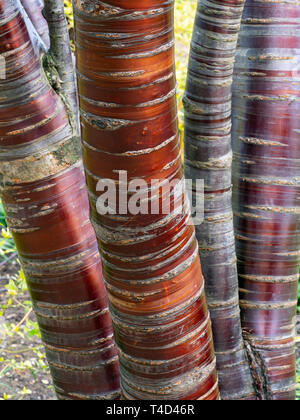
[0, 365, 10, 377]
[14, 308, 33, 332]
[43, 0, 79, 134]
[0, 252, 17, 268]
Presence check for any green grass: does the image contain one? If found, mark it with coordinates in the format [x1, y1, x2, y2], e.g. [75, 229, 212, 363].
[0, 202, 16, 259]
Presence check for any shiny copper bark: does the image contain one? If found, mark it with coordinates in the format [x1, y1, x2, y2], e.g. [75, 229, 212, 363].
[74, 0, 219, 400]
[184, 0, 255, 400]
[0, 0, 120, 400]
[232, 0, 300, 400]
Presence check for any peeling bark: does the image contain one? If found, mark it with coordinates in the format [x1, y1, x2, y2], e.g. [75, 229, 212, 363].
[20, 0, 50, 47]
[232, 0, 300, 400]
[73, 0, 219, 400]
[0, 0, 120, 400]
[184, 0, 255, 400]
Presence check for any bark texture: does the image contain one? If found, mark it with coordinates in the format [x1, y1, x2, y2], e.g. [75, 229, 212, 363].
[232, 0, 300, 400]
[20, 0, 50, 47]
[0, 0, 120, 400]
[73, 0, 219, 400]
[43, 0, 79, 129]
[184, 0, 255, 400]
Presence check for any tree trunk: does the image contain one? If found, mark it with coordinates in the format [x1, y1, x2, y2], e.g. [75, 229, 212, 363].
[232, 0, 300, 400]
[183, 0, 255, 400]
[73, 0, 219, 400]
[43, 0, 78, 127]
[0, 0, 120, 400]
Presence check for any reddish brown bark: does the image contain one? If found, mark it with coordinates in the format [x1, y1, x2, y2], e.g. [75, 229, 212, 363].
[232, 0, 300, 400]
[73, 0, 219, 400]
[183, 0, 255, 400]
[0, 0, 120, 400]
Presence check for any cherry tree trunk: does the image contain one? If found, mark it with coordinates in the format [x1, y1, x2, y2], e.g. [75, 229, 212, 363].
[232, 0, 300, 400]
[73, 0, 219, 400]
[0, 0, 120, 400]
[183, 0, 255, 400]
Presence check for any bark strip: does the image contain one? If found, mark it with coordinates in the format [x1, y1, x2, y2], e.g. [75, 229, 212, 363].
[20, 0, 50, 47]
[73, 0, 219, 400]
[0, 0, 120, 400]
[183, 0, 255, 400]
[232, 0, 300, 400]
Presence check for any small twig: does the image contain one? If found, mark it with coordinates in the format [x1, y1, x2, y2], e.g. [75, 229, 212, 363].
[0, 364, 10, 377]
[0, 346, 43, 354]
[0, 252, 17, 269]
[14, 309, 33, 332]
[14, 299, 28, 310]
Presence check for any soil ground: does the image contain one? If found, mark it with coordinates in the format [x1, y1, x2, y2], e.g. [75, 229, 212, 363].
[0, 258, 55, 400]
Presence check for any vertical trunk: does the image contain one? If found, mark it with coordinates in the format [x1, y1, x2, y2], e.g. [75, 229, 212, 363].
[232, 0, 300, 400]
[20, 0, 50, 47]
[43, 0, 78, 128]
[0, 0, 120, 400]
[183, 0, 255, 399]
[73, 0, 219, 400]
